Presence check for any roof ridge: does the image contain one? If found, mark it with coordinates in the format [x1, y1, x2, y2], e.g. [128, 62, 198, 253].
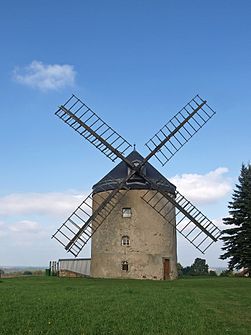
[93, 150, 176, 194]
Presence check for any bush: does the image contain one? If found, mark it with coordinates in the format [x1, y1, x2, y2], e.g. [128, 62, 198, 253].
[177, 263, 183, 277]
[220, 269, 233, 277]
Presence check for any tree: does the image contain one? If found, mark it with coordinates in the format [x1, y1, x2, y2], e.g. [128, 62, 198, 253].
[182, 266, 192, 276]
[177, 263, 184, 277]
[219, 269, 233, 277]
[179, 258, 209, 276]
[209, 270, 217, 276]
[189, 258, 209, 276]
[0, 269, 4, 278]
[220, 164, 251, 276]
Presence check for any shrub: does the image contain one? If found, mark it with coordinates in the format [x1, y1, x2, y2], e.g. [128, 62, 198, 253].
[220, 269, 233, 277]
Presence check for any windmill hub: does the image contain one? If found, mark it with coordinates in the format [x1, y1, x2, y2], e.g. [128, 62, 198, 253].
[52, 94, 221, 280]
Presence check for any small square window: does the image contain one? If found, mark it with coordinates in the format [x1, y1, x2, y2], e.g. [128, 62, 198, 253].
[122, 208, 132, 218]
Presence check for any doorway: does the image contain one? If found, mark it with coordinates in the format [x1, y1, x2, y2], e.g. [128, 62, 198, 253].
[163, 258, 170, 280]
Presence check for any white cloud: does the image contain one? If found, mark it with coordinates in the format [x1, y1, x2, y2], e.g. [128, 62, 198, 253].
[0, 191, 86, 217]
[13, 60, 76, 91]
[0, 219, 48, 248]
[9, 220, 42, 234]
[0, 191, 89, 250]
[170, 167, 232, 204]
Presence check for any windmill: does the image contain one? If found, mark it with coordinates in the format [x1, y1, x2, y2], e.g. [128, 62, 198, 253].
[52, 94, 221, 280]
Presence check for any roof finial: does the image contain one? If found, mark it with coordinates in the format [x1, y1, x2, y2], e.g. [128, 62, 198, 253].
[133, 143, 136, 151]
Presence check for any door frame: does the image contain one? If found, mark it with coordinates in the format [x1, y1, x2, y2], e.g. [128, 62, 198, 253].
[163, 258, 170, 280]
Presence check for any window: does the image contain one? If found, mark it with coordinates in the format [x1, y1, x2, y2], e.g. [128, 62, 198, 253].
[121, 261, 128, 271]
[121, 235, 130, 246]
[122, 208, 132, 218]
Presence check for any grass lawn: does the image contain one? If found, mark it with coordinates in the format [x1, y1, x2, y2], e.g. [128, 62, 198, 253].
[0, 276, 250, 335]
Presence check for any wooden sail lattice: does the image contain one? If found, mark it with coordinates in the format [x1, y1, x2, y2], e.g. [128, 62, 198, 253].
[52, 185, 129, 257]
[55, 94, 132, 162]
[145, 95, 216, 166]
[52, 93, 221, 256]
[141, 189, 221, 253]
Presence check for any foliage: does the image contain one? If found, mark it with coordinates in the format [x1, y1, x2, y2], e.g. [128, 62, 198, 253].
[181, 266, 192, 276]
[189, 258, 209, 275]
[220, 164, 251, 275]
[0, 269, 4, 277]
[180, 258, 209, 276]
[0, 277, 250, 335]
[31, 270, 44, 276]
[176, 262, 183, 277]
[219, 269, 234, 277]
[209, 270, 217, 276]
[23, 271, 33, 275]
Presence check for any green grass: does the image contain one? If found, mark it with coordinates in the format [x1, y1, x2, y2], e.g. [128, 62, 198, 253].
[0, 276, 250, 335]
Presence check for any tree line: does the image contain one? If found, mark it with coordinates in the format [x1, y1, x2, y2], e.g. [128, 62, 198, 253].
[178, 258, 217, 277]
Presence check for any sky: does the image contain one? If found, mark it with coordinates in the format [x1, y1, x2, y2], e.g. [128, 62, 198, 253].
[0, 0, 251, 268]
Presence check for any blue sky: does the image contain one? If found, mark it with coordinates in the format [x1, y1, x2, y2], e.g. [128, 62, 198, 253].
[0, 0, 250, 268]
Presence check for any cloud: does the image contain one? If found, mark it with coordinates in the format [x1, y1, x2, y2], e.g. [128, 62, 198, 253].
[0, 191, 86, 217]
[0, 191, 90, 249]
[9, 220, 42, 234]
[13, 60, 76, 91]
[170, 167, 232, 204]
[0, 219, 49, 248]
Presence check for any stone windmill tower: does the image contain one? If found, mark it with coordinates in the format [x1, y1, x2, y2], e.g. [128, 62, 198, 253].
[52, 94, 221, 280]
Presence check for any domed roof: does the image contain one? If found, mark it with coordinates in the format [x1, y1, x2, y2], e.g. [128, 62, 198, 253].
[93, 150, 176, 194]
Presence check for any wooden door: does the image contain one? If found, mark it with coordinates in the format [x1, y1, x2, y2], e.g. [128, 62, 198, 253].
[163, 258, 170, 280]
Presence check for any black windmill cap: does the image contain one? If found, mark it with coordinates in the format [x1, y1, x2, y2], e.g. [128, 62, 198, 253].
[93, 150, 176, 194]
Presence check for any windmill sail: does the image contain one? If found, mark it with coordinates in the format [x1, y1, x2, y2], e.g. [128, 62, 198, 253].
[144, 95, 216, 166]
[52, 184, 129, 257]
[53, 93, 221, 257]
[55, 94, 132, 162]
[141, 188, 221, 253]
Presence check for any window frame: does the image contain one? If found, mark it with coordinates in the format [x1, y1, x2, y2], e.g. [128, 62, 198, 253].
[121, 235, 130, 246]
[121, 261, 128, 271]
[122, 207, 132, 218]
